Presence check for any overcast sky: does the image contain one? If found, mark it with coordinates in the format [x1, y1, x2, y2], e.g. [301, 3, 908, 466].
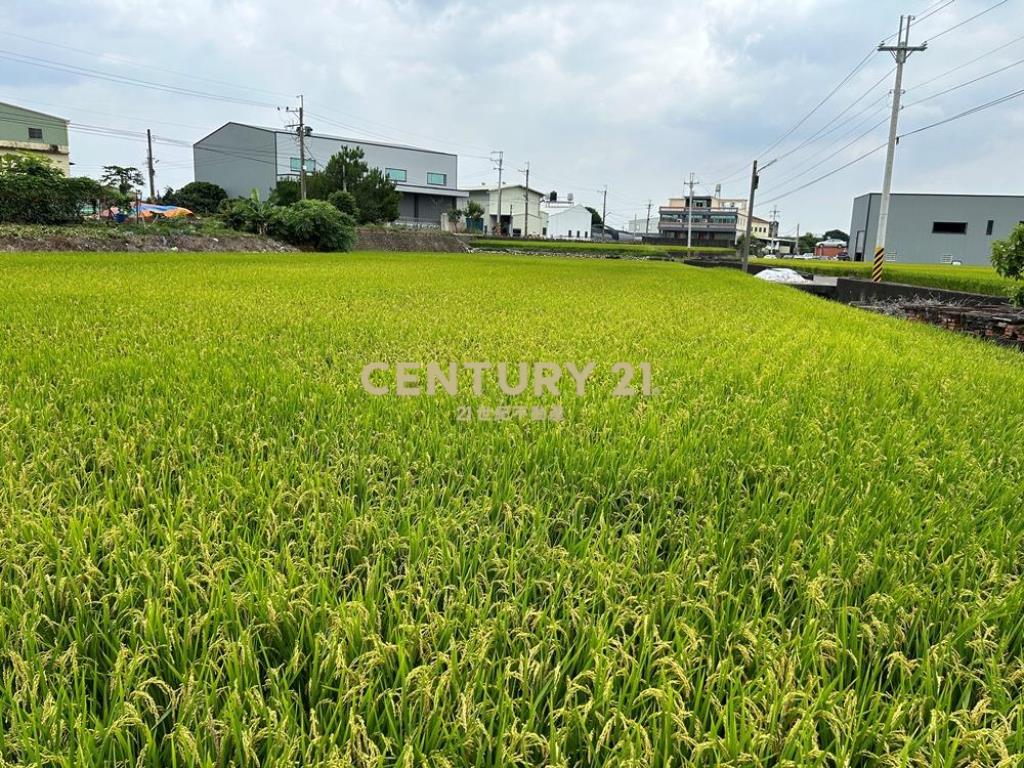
[2, 0, 1022, 233]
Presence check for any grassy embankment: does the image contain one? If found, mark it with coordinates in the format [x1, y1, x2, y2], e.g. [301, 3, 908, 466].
[753, 257, 1014, 297]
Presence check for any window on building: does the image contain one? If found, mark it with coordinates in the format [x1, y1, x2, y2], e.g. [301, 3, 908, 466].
[386, 168, 407, 182]
[986, 220, 995, 236]
[426, 172, 447, 186]
[28, 127, 43, 140]
[289, 157, 314, 172]
[932, 221, 967, 235]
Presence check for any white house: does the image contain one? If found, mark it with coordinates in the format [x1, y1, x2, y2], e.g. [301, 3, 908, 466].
[468, 184, 547, 237]
[541, 200, 593, 240]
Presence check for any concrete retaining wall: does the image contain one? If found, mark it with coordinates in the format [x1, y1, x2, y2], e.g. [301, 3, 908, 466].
[834, 278, 1008, 307]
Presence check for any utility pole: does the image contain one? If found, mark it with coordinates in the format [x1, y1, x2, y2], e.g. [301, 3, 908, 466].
[741, 160, 759, 271]
[520, 162, 530, 237]
[685, 172, 701, 249]
[646, 200, 653, 235]
[285, 95, 309, 199]
[796, 222, 800, 257]
[874, 14, 926, 282]
[769, 206, 780, 255]
[492, 151, 504, 236]
[601, 186, 608, 239]
[146, 129, 156, 203]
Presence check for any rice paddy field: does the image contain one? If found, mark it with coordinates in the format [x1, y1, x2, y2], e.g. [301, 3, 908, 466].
[1, 250, 1024, 767]
[751, 258, 1015, 297]
[468, 239, 734, 258]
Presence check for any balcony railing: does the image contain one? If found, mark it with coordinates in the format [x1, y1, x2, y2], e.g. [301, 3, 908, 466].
[659, 221, 737, 232]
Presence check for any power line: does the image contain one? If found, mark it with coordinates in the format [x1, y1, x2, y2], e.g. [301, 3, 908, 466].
[713, 0, 969, 188]
[0, 49, 279, 108]
[908, 30, 1024, 91]
[899, 84, 1024, 137]
[754, 84, 1024, 206]
[758, 114, 890, 195]
[0, 30, 293, 99]
[757, 144, 888, 206]
[761, 30, 1024, 193]
[914, 0, 957, 25]
[903, 55, 1024, 108]
[770, 68, 895, 166]
[921, 0, 1011, 42]
[752, 47, 877, 164]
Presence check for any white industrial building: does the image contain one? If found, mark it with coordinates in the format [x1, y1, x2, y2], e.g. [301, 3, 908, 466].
[468, 184, 547, 237]
[849, 193, 1024, 265]
[541, 195, 592, 240]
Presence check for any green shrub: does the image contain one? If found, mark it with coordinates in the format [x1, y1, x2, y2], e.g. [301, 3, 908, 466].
[0, 153, 106, 224]
[327, 190, 360, 220]
[991, 223, 1024, 306]
[269, 180, 301, 206]
[268, 199, 356, 252]
[0, 175, 88, 224]
[165, 181, 227, 214]
[219, 190, 273, 235]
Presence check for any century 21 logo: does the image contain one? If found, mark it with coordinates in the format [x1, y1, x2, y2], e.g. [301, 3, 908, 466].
[360, 362, 655, 397]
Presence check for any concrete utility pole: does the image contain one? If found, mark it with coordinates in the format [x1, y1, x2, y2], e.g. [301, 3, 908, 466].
[146, 129, 156, 203]
[285, 95, 308, 199]
[492, 150, 504, 236]
[796, 222, 801, 257]
[874, 14, 926, 282]
[601, 186, 608, 238]
[767, 206, 780, 255]
[741, 160, 759, 271]
[520, 162, 530, 237]
[685, 172, 702, 249]
[646, 200, 653, 235]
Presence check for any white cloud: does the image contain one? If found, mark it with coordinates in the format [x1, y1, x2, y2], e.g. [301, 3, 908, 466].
[0, 0, 1020, 231]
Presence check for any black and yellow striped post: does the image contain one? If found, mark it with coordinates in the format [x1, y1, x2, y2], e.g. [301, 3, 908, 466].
[871, 246, 885, 283]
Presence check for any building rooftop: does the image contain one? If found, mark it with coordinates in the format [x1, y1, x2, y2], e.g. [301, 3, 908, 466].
[0, 100, 68, 123]
[195, 121, 457, 158]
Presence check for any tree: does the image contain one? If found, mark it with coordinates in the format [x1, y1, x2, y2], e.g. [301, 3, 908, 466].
[352, 168, 400, 224]
[165, 181, 227, 214]
[799, 232, 819, 254]
[101, 166, 143, 196]
[736, 234, 764, 257]
[824, 229, 849, 243]
[991, 223, 1024, 306]
[317, 147, 370, 195]
[585, 206, 603, 228]
[0, 152, 62, 179]
[304, 148, 398, 224]
[0, 155, 106, 224]
[269, 180, 301, 206]
[465, 200, 485, 232]
[327, 190, 360, 220]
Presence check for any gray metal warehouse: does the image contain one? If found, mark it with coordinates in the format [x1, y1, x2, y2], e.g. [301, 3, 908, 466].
[849, 193, 1024, 266]
[193, 122, 467, 228]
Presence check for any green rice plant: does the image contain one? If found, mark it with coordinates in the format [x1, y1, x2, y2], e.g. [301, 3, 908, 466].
[469, 238, 734, 258]
[0, 251, 1022, 767]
